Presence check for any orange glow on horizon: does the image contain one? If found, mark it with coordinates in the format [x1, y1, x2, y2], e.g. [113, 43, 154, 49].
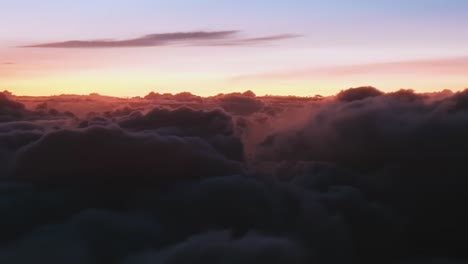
[2, 48, 468, 98]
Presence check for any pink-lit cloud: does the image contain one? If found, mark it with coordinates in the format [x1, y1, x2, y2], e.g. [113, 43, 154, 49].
[234, 56, 468, 81]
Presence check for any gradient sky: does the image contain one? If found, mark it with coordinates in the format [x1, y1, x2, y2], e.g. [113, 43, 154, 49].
[1, 0, 468, 97]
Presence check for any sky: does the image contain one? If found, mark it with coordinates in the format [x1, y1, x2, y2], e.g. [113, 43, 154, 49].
[1, 0, 468, 97]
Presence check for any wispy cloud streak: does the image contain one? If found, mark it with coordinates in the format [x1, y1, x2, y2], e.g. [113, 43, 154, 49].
[234, 56, 468, 81]
[21, 31, 300, 49]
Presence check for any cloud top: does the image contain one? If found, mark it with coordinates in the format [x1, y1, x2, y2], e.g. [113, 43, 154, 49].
[1, 88, 468, 263]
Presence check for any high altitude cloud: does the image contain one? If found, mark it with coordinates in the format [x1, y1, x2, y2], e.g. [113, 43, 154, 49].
[21, 31, 300, 48]
[234, 56, 468, 80]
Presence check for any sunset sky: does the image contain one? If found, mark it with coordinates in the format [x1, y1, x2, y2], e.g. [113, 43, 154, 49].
[1, 0, 468, 97]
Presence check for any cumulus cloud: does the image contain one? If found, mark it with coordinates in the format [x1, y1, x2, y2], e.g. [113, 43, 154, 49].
[0, 92, 76, 123]
[0, 93, 28, 122]
[216, 93, 265, 116]
[119, 107, 232, 135]
[144, 92, 203, 103]
[336, 86, 384, 102]
[253, 87, 468, 260]
[125, 231, 306, 264]
[21, 31, 301, 49]
[1, 88, 468, 263]
[13, 126, 243, 197]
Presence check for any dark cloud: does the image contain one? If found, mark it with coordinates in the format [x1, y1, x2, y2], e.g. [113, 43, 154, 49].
[0, 126, 43, 151]
[13, 126, 243, 197]
[119, 107, 234, 137]
[144, 91, 203, 104]
[1, 89, 468, 263]
[0, 93, 28, 122]
[133, 175, 401, 264]
[0, 183, 71, 247]
[21, 31, 300, 49]
[336, 86, 384, 102]
[118, 107, 244, 161]
[255, 87, 468, 260]
[125, 231, 306, 264]
[0, 208, 169, 264]
[0, 92, 77, 123]
[399, 259, 468, 264]
[216, 93, 265, 116]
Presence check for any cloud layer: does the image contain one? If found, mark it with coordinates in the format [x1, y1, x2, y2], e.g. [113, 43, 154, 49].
[1, 88, 468, 263]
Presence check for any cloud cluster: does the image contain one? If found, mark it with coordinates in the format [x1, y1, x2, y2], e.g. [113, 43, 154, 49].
[215, 92, 265, 116]
[0, 93, 28, 122]
[1, 87, 468, 263]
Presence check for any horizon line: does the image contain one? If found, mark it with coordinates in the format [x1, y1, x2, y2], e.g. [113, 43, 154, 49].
[2, 87, 462, 100]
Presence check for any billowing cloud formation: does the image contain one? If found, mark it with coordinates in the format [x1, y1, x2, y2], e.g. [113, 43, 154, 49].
[21, 31, 300, 48]
[13, 126, 242, 195]
[125, 231, 306, 264]
[215, 91, 265, 116]
[119, 107, 234, 137]
[336, 86, 384, 102]
[1, 88, 468, 263]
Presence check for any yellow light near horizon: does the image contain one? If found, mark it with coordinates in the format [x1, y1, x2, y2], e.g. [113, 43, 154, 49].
[2, 70, 232, 97]
[2, 69, 468, 98]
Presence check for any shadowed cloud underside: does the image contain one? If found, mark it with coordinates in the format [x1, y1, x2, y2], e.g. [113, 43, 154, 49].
[0, 87, 468, 263]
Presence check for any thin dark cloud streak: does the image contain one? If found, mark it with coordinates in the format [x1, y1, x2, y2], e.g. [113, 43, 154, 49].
[239, 34, 302, 43]
[192, 34, 303, 47]
[20, 31, 300, 49]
